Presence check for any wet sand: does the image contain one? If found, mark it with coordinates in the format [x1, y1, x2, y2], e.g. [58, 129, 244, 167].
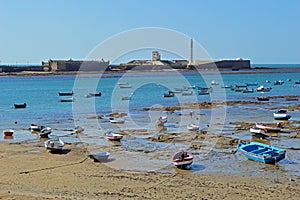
[0, 142, 299, 200]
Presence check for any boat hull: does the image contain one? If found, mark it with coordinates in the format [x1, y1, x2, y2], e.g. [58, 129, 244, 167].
[172, 152, 194, 169]
[238, 141, 286, 164]
[58, 92, 74, 96]
[3, 130, 14, 136]
[255, 123, 281, 132]
[274, 115, 291, 120]
[89, 152, 110, 162]
[14, 103, 27, 109]
[106, 132, 123, 141]
[44, 138, 64, 152]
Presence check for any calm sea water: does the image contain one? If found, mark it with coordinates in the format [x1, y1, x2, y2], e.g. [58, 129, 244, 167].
[0, 70, 299, 131]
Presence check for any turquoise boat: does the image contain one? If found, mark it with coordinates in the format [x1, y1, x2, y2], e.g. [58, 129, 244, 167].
[238, 141, 286, 164]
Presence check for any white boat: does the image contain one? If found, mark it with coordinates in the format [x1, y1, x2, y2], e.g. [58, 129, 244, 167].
[30, 124, 45, 132]
[119, 84, 132, 88]
[257, 85, 272, 92]
[44, 137, 64, 152]
[250, 127, 269, 138]
[211, 80, 219, 85]
[89, 152, 110, 162]
[250, 127, 266, 134]
[39, 127, 52, 138]
[109, 117, 125, 124]
[255, 123, 282, 132]
[106, 132, 123, 141]
[157, 116, 167, 126]
[274, 80, 284, 85]
[187, 123, 200, 131]
[273, 109, 291, 120]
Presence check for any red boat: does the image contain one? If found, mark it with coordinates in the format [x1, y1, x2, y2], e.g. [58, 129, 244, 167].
[3, 129, 14, 136]
[106, 132, 123, 141]
[172, 151, 194, 169]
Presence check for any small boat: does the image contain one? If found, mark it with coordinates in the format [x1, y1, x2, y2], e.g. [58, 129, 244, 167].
[89, 152, 110, 162]
[274, 80, 284, 85]
[182, 91, 193, 96]
[241, 88, 254, 93]
[250, 127, 265, 134]
[295, 81, 300, 84]
[109, 117, 125, 124]
[257, 85, 272, 92]
[249, 127, 269, 138]
[198, 87, 213, 95]
[14, 103, 26, 109]
[58, 91, 74, 96]
[157, 116, 167, 126]
[117, 82, 129, 86]
[187, 123, 200, 131]
[257, 97, 269, 101]
[106, 132, 123, 141]
[273, 109, 291, 120]
[119, 84, 132, 88]
[121, 96, 131, 100]
[221, 85, 231, 88]
[237, 141, 286, 164]
[39, 127, 52, 138]
[85, 92, 102, 98]
[210, 80, 219, 85]
[44, 137, 64, 152]
[30, 124, 44, 132]
[172, 151, 194, 169]
[59, 98, 74, 102]
[3, 129, 14, 136]
[255, 123, 282, 132]
[198, 87, 213, 92]
[164, 91, 174, 97]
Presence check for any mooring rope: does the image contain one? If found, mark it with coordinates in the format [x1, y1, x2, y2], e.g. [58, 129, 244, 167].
[19, 156, 88, 174]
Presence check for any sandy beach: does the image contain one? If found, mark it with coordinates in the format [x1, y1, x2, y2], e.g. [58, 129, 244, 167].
[0, 140, 299, 200]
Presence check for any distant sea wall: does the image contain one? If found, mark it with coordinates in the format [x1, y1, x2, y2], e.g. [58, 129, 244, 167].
[0, 65, 44, 73]
[191, 60, 250, 71]
[0, 59, 250, 73]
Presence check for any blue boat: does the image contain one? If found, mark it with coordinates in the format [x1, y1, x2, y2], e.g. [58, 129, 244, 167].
[238, 141, 286, 164]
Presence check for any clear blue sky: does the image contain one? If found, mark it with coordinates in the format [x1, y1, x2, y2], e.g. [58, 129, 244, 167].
[0, 0, 299, 64]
